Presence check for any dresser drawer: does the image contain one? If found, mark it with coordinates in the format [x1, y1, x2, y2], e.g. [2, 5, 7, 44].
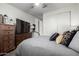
[0, 25, 15, 30]
[3, 35, 9, 40]
[3, 30, 15, 35]
[3, 41, 9, 52]
[0, 37, 4, 52]
[4, 25, 15, 30]
[3, 35, 15, 41]
[2, 36, 14, 50]
[9, 35, 15, 38]
[0, 24, 15, 53]
[9, 40, 15, 49]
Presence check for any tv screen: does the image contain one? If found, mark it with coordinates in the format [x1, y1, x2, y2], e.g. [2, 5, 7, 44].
[24, 22, 27, 33]
[16, 19, 30, 34]
[16, 19, 22, 34]
[21, 20, 24, 33]
[27, 22, 30, 32]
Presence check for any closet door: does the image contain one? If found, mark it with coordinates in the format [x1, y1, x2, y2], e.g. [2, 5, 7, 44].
[34, 18, 39, 32]
[43, 15, 57, 35]
[43, 11, 71, 35]
[56, 11, 71, 34]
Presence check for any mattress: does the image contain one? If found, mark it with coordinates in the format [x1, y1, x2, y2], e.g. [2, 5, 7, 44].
[15, 36, 79, 56]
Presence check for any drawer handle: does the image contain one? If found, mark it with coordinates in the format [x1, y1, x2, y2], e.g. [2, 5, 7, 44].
[8, 32, 10, 33]
[8, 27, 10, 28]
[8, 36, 9, 38]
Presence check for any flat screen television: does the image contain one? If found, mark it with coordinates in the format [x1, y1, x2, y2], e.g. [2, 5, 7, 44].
[16, 18, 30, 34]
[27, 22, 30, 32]
[21, 20, 24, 33]
[16, 19, 22, 34]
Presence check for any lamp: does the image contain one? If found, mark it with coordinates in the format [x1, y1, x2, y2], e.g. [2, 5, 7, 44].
[31, 24, 36, 32]
[31, 24, 40, 37]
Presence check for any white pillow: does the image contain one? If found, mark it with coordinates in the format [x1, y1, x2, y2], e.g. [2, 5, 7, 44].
[69, 31, 79, 52]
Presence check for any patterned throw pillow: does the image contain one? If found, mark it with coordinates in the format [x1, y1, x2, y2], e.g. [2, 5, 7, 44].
[61, 30, 77, 47]
[67, 30, 77, 45]
[61, 31, 71, 46]
[50, 33, 59, 41]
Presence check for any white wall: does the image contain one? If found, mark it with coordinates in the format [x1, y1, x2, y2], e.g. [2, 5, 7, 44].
[34, 18, 39, 32]
[43, 5, 79, 36]
[39, 19, 43, 35]
[34, 18, 43, 35]
[0, 3, 37, 25]
[0, 3, 42, 33]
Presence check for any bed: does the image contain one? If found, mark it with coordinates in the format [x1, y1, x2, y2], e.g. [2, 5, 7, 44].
[15, 36, 79, 56]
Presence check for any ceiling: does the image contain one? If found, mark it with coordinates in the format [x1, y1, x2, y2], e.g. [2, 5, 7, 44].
[9, 3, 78, 20]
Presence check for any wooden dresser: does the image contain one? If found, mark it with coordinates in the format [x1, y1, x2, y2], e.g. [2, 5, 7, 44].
[15, 33, 32, 46]
[0, 24, 15, 53]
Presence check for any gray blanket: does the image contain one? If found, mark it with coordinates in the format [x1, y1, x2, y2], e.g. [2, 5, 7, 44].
[15, 36, 79, 56]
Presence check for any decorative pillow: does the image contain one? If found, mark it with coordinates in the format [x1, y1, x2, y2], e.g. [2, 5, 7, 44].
[61, 31, 71, 46]
[56, 34, 64, 44]
[71, 30, 77, 37]
[50, 33, 59, 41]
[69, 31, 79, 52]
[61, 30, 77, 47]
[63, 31, 70, 35]
[68, 30, 77, 43]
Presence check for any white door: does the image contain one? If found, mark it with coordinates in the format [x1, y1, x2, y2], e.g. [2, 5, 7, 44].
[43, 11, 71, 35]
[56, 11, 71, 34]
[43, 14, 58, 35]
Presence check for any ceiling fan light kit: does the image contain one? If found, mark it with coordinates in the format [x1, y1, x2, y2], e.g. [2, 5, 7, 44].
[32, 3, 47, 8]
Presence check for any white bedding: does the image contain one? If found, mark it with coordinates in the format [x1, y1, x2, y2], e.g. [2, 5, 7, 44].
[15, 36, 79, 56]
